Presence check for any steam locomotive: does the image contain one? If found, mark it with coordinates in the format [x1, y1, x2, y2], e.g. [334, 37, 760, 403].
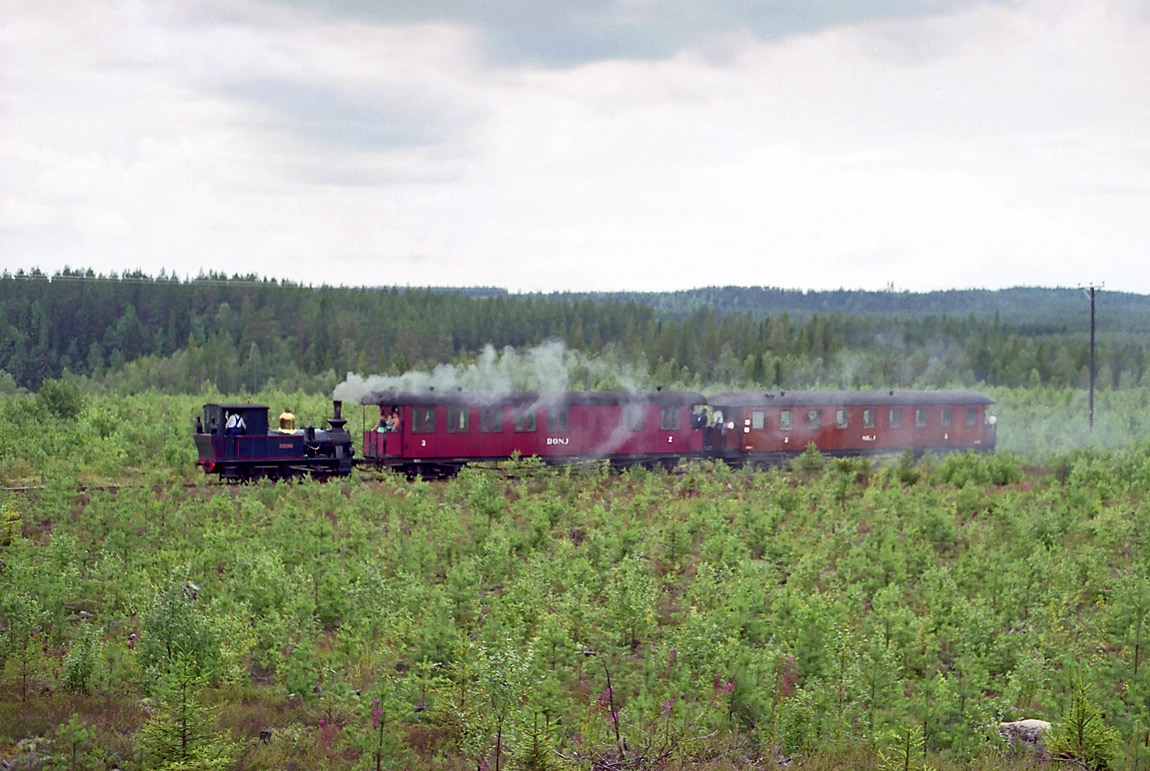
[193, 389, 995, 480]
[193, 401, 354, 482]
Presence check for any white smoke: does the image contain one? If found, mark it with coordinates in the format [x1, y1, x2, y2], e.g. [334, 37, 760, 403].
[333, 340, 652, 404]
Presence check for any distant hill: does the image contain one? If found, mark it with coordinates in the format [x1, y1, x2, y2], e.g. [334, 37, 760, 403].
[541, 286, 1143, 329]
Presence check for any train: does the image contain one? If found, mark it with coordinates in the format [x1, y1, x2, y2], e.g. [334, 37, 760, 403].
[193, 389, 996, 481]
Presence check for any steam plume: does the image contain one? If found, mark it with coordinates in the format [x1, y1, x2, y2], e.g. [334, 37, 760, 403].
[333, 341, 651, 404]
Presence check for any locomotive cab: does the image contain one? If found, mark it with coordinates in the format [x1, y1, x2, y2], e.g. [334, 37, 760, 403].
[198, 403, 269, 436]
[194, 402, 271, 478]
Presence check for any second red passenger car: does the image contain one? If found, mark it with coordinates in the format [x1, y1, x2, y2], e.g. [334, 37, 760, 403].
[707, 390, 996, 465]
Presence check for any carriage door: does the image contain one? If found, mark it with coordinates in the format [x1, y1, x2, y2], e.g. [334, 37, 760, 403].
[388, 406, 407, 457]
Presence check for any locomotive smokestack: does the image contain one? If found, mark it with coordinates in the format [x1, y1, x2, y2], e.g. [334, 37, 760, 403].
[328, 399, 347, 431]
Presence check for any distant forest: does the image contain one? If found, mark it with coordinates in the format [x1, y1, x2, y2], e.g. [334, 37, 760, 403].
[1, 268, 1146, 394]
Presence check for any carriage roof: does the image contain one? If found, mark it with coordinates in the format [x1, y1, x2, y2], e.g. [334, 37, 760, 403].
[361, 390, 706, 408]
[706, 390, 995, 408]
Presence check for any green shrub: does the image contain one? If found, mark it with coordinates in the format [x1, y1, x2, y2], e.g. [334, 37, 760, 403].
[1047, 680, 1119, 771]
[934, 452, 992, 487]
[797, 442, 825, 473]
[37, 377, 87, 420]
[61, 622, 106, 694]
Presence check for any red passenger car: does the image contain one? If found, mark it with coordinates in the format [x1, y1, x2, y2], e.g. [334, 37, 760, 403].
[707, 390, 996, 466]
[360, 390, 708, 475]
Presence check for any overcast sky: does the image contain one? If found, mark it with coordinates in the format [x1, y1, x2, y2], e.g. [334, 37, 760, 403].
[2, 0, 1148, 293]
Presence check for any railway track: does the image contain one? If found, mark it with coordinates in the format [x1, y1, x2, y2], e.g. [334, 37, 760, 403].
[1, 481, 231, 494]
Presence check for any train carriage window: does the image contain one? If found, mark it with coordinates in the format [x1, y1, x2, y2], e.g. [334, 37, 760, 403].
[836, 409, 848, 429]
[513, 408, 537, 432]
[447, 408, 470, 433]
[481, 407, 503, 433]
[659, 406, 681, 430]
[863, 409, 875, 429]
[623, 404, 645, 432]
[547, 407, 569, 433]
[808, 410, 820, 429]
[751, 411, 765, 430]
[916, 409, 927, 428]
[412, 408, 436, 434]
[780, 410, 793, 430]
[941, 408, 952, 427]
[889, 409, 902, 428]
[965, 407, 977, 427]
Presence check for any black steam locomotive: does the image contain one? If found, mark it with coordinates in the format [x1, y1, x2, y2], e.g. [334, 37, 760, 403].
[193, 401, 354, 482]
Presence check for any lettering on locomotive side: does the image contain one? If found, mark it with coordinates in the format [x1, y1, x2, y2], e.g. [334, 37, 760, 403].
[279, 443, 294, 449]
[546, 437, 570, 446]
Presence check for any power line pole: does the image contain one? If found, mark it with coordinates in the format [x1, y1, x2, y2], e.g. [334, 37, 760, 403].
[1086, 285, 1100, 431]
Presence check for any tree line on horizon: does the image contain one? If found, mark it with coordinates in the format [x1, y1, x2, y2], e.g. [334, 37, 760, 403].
[1, 268, 1147, 395]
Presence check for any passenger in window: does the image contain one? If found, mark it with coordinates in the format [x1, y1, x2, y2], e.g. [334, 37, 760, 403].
[386, 409, 401, 432]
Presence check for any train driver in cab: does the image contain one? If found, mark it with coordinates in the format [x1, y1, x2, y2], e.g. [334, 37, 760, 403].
[225, 411, 247, 435]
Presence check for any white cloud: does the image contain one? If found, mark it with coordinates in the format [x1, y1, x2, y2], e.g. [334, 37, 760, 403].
[1, 0, 1148, 292]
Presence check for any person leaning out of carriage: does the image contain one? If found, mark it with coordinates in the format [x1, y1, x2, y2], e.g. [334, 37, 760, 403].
[691, 406, 708, 429]
[374, 406, 390, 433]
[279, 407, 296, 432]
[375, 407, 401, 433]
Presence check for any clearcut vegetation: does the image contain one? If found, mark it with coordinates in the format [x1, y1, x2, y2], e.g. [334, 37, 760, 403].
[3, 386, 1150, 770]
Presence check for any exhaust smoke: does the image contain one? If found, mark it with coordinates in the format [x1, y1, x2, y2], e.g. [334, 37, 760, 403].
[333, 340, 651, 404]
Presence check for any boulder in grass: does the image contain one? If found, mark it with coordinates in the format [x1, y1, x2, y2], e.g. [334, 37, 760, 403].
[999, 719, 1051, 746]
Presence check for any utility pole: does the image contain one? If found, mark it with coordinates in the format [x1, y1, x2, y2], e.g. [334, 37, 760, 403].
[1086, 285, 1099, 431]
